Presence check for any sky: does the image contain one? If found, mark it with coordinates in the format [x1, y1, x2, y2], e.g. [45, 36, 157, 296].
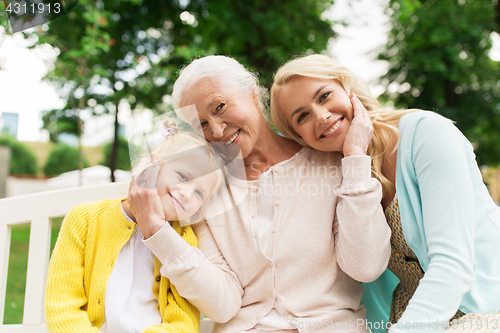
[0, 28, 64, 142]
[325, 0, 390, 96]
[0, 0, 394, 144]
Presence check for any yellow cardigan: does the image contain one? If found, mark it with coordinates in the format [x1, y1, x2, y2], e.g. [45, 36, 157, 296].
[45, 198, 200, 333]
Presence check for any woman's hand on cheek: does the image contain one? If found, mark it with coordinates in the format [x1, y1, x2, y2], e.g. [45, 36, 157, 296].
[128, 164, 167, 239]
[342, 93, 373, 157]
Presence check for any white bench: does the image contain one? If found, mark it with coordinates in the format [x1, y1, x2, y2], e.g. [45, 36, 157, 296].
[0, 182, 213, 333]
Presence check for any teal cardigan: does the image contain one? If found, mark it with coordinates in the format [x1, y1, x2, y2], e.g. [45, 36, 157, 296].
[362, 111, 500, 333]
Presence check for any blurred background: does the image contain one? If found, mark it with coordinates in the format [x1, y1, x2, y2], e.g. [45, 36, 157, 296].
[0, 0, 499, 202]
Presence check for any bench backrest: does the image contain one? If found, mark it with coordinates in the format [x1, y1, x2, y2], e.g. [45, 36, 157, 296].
[0, 182, 213, 333]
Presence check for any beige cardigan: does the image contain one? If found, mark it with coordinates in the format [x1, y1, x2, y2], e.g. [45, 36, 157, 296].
[144, 148, 391, 333]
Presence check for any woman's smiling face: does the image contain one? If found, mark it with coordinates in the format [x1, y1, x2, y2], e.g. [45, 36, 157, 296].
[178, 78, 262, 159]
[276, 76, 353, 153]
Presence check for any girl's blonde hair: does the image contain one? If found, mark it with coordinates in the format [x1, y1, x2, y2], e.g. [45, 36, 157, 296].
[270, 54, 415, 200]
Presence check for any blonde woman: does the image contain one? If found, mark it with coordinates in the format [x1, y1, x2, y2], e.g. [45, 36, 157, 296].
[270, 54, 500, 333]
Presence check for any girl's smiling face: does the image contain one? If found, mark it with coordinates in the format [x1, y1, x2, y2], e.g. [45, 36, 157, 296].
[276, 76, 353, 153]
[156, 153, 220, 222]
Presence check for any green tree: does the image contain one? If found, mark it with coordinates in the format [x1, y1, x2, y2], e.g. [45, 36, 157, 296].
[0, 5, 7, 31]
[100, 137, 131, 171]
[43, 143, 89, 176]
[0, 135, 38, 175]
[37, 0, 209, 181]
[177, 0, 336, 86]
[35, 0, 336, 181]
[41, 108, 79, 142]
[37, 0, 143, 181]
[379, 0, 500, 165]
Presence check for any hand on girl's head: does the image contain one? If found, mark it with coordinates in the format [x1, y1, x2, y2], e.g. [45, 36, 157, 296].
[128, 163, 168, 238]
[133, 157, 152, 178]
[135, 163, 161, 190]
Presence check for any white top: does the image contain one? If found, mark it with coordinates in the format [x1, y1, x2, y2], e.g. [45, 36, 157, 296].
[251, 170, 296, 331]
[253, 168, 274, 254]
[100, 204, 161, 333]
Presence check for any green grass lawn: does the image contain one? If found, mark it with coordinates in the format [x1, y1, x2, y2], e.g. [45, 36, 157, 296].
[3, 217, 63, 324]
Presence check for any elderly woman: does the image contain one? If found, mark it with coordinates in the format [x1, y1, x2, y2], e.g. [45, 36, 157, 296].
[128, 55, 391, 333]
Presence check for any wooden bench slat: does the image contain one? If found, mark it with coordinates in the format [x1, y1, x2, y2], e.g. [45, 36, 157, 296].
[0, 182, 129, 226]
[23, 218, 52, 326]
[200, 317, 214, 332]
[0, 225, 12, 324]
[0, 324, 48, 332]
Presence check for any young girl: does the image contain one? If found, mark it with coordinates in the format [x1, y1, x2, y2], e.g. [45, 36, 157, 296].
[44, 119, 225, 333]
[270, 54, 500, 333]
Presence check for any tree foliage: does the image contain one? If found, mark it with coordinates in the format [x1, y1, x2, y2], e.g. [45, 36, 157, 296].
[41, 108, 79, 142]
[0, 5, 7, 31]
[379, 0, 500, 165]
[35, 0, 336, 180]
[0, 135, 38, 175]
[37, 0, 337, 110]
[99, 137, 131, 171]
[43, 143, 89, 176]
[37, 0, 189, 180]
[177, 0, 335, 86]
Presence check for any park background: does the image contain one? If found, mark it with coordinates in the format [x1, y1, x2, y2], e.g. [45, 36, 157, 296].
[1, 0, 500, 325]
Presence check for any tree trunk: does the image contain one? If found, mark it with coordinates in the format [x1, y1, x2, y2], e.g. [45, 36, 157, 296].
[109, 99, 120, 183]
[77, 97, 85, 186]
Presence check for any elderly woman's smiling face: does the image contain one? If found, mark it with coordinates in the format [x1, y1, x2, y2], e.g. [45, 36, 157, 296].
[179, 78, 262, 158]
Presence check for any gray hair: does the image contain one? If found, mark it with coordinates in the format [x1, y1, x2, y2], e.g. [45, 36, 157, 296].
[172, 55, 268, 112]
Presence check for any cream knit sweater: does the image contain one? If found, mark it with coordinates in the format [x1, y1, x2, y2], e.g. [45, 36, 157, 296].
[145, 148, 391, 333]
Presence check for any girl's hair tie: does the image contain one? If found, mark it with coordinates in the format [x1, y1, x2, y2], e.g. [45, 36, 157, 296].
[161, 127, 178, 139]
